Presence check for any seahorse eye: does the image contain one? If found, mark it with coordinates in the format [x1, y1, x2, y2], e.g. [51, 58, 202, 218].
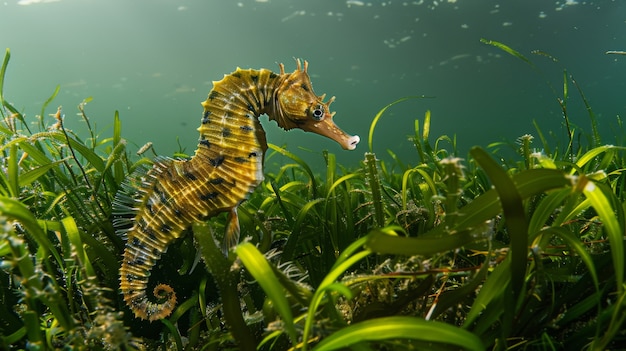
[311, 105, 325, 121]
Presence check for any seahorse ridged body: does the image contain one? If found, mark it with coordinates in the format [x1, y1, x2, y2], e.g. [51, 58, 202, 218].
[113, 60, 359, 321]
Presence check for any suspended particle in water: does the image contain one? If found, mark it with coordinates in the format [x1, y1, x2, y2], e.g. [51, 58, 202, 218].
[346, 0, 365, 7]
[137, 142, 153, 156]
[281, 10, 306, 22]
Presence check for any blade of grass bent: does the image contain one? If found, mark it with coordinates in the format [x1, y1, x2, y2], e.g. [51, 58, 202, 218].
[39, 85, 60, 131]
[569, 145, 623, 175]
[313, 316, 484, 351]
[464, 257, 511, 329]
[302, 237, 372, 351]
[18, 159, 67, 188]
[365, 227, 478, 256]
[536, 226, 600, 295]
[0, 196, 61, 264]
[580, 178, 624, 294]
[0, 48, 21, 119]
[0, 48, 9, 111]
[268, 143, 317, 198]
[236, 242, 297, 344]
[367, 96, 427, 153]
[424, 168, 572, 238]
[13, 131, 106, 172]
[281, 197, 324, 262]
[401, 166, 436, 211]
[480, 39, 535, 67]
[470, 146, 528, 325]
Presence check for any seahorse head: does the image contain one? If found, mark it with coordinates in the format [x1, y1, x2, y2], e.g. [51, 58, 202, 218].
[272, 60, 360, 150]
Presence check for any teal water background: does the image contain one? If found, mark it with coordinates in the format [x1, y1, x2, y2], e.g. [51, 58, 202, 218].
[1, 0, 625, 171]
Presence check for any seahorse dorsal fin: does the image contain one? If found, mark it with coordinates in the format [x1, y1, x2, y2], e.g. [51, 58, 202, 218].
[222, 206, 241, 255]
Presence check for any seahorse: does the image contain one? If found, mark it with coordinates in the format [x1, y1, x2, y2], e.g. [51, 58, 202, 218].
[113, 59, 360, 321]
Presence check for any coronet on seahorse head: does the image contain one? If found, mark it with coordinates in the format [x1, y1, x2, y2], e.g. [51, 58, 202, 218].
[270, 59, 360, 150]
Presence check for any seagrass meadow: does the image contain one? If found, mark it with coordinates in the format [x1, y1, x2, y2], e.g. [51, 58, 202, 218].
[1, 40, 626, 351]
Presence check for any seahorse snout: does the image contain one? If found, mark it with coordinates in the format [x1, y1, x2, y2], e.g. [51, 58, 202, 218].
[299, 115, 360, 151]
[346, 134, 360, 150]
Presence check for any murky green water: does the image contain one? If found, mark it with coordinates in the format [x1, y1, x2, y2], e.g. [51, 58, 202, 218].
[1, 0, 625, 170]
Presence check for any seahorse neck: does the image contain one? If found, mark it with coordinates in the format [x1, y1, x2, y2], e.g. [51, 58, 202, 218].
[259, 72, 288, 118]
[265, 78, 287, 126]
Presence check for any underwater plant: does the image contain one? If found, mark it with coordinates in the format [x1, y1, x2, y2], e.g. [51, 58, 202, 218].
[0, 41, 625, 350]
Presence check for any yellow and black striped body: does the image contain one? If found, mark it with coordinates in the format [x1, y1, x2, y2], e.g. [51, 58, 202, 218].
[114, 60, 360, 321]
